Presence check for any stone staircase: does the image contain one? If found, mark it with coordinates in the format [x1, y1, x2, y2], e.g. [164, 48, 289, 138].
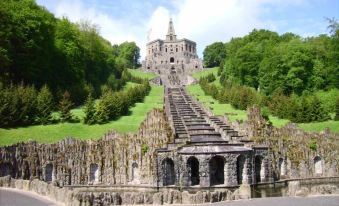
[164, 87, 247, 151]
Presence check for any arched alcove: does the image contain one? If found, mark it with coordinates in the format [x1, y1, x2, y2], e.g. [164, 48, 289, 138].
[187, 156, 200, 186]
[162, 158, 175, 186]
[279, 158, 286, 176]
[45, 163, 53, 182]
[170, 57, 174, 63]
[209, 156, 225, 186]
[237, 155, 246, 185]
[131, 162, 139, 182]
[90, 163, 99, 183]
[314, 156, 323, 174]
[255, 156, 263, 183]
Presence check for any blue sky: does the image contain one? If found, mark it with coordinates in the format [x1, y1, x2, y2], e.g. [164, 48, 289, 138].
[36, 0, 338, 58]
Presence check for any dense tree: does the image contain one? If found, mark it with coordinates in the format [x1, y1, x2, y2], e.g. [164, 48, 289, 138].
[203, 42, 227, 68]
[0, 0, 56, 86]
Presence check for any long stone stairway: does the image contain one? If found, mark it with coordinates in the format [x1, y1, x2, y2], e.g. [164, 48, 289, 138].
[164, 87, 247, 151]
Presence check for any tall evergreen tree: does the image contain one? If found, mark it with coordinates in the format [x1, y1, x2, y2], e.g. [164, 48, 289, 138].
[83, 93, 96, 124]
[59, 91, 73, 122]
[37, 85, 54, 124]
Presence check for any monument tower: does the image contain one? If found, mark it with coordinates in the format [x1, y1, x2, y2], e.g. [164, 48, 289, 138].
[142, 18, 203, 86]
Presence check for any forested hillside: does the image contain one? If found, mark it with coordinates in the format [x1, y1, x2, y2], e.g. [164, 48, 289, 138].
[0, 0, 141, 127]
[203, 21, 339, 124]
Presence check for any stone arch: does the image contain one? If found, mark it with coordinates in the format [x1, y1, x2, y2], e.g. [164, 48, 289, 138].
[162, 158, 175, 186]
[255, 155, 264, 183]
[314, 156, 322, 174]
[237, 155, 246, 185]
[45, 163, 53, 182]
[279, 158, 286, 177]
[131, 162, 139, 183]
[209, 156, 225, 186]
[90, 163, 99, 183]
[187, 156, 200, 186]
[0, 162, 13, 177]
[170, 57, 174, 63]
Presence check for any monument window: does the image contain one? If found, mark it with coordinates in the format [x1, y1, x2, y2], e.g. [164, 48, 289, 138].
[90, 163, 99, 183]
[176, 48, 178, 52]
[209, 156, 225, 186]
[165, 48, 167, 52]
[314, 156, 322, 174]
[162, 158, 175, 186]
[255, 156, 263, 183]
[237, 155, 245, 185]
[170, 57, 174, 63]
[187, 156, 200, 186]
[45, 163, 53, 182]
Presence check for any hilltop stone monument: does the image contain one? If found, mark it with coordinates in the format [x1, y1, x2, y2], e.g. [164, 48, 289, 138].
[142, 18, 203, 86]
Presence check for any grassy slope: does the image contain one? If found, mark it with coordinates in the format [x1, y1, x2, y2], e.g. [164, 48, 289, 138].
[128, 68, 158, 80]
[188, 69, 338, 133]
[0, 85, 164, 146]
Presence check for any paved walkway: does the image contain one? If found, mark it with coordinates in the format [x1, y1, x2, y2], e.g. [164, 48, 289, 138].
[201, 195, 339, 206]
[0, 188, 61, 206]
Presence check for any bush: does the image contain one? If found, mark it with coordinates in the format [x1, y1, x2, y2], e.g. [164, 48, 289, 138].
[0, 84, 38, 127]
[335, 97, 339, 120]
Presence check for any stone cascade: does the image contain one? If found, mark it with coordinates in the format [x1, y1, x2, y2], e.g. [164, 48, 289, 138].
[164, 87, 246, 149]
[157, 87, 271, 187]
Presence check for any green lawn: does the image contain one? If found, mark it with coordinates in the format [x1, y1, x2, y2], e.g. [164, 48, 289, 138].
[0, 86, 164, 146]
[191, 67, 219, 79]
[187, 84, 289, 127]
[187, 84, 339, 133]
[128, 68, 158, 80]
[298, 120, 339, 133]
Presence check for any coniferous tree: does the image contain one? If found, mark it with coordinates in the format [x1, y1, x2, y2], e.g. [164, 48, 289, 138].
[37, 85, 54, 124]
[59, 91, 73, 122]
[83, 93, 96, 124]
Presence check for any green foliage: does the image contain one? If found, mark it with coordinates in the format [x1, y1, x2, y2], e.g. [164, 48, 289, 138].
[217, 28, 338, 95]
[115, 42, 140, 71]
[59, 91, 74, 122]
[335, 97, 339, 121]
[94, 82, 151, 124]
[309, 138, 317, 151]
[141, 144, 149, 156]
[36, 85, 54, 124]
[83, 93, 96, 125]
[203, 42, 227, 67]
[0, 0, 141, 106]
[0, 84, 38, 127]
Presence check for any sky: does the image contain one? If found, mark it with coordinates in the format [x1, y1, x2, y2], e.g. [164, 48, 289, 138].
[36, 0, 339, 59]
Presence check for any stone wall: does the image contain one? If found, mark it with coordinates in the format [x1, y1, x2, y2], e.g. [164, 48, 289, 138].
[0, 176, 249, 205]
[0, 109, 173, 187]
[222, 106, 339, 180]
